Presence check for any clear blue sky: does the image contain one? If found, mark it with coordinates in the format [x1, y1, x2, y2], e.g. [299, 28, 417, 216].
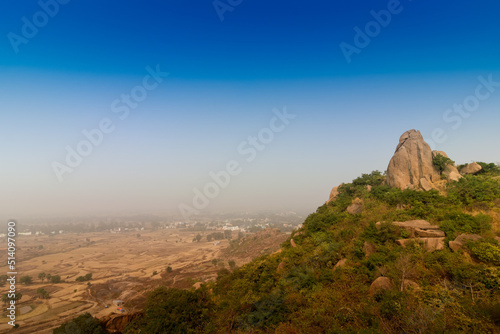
[1, 0, 499, 220]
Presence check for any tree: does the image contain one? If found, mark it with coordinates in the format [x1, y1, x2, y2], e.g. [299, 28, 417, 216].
[51, 275, 61, 283]
[228, 260, 236, 270]
[166, 266, 173, 273]
[20, 276, 33, 285]
[38, 272, 46, 283]
[53, 312, 107, 334]
[433, 153, 454, 174]
[125, 287, 214, 333]
[36, 288, 50, 299]
[211, 259, 218, 266]
[195, 234, 202, 242]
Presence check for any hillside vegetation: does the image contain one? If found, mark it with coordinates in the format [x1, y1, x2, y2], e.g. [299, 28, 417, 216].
[57, 165, 500, 333]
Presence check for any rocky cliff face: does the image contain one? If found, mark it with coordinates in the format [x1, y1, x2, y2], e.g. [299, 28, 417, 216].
[386, 129, 441, 190]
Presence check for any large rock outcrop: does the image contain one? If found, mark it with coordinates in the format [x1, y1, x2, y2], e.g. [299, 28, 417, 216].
[386, 130, 441, 190]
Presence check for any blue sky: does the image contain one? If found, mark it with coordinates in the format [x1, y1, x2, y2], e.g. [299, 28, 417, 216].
[1, 0, 499, 220]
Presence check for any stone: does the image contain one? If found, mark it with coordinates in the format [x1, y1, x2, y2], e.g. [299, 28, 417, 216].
[386, 130, 441, 190]
[396, 237, 445, 252]
[460, 162, 483, 175]
[420, 178, 434, 191]
[347, 198, 364, 215]
[277, 261, 286, 274]
[369, 277, 393, 295]
[449, 234, 482, 252]
[433, 150, 463, 182]
[290, 239, 297, 248]
[414, 228, 445, 238]
[333, 258, 347, 269]
[402, 279, 420, 291]
[327, 184, 342, 204]
[363, 241, 376, 257]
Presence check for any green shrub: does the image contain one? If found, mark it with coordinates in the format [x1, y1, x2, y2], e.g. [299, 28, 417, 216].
[433, 154, 454, 174]
[470, 241, 500, 266]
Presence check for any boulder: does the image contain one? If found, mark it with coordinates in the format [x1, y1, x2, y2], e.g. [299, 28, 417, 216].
[414, 228, 445, 238]
[396, 237, 445, 252]
[386, 130, 441, 190]
[420, 178, 434, 191]
[402, 279, 420, 291]
[369, 277, 393, 295]
[333, 258, 347, 269]
[432, 151, 462, 182]
[290, 239, 297, 248]
[363, 241, 376, 258]
[377, 220, 442, 237]
[449, 234, 482, 252]
[347, 198, 364, 215]
[327, 184, 342, 204]
[277, 261, 286, 274]
[460, 162, 483, 175]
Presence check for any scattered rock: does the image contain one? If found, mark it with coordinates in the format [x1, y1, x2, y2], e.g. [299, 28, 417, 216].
[396, 238, 445, 252]
[369, 277, 393, 295]
[386, 130, 441, 190]
[366, 185, 372, 192]
[363, 241, 376, 258]
[347, 198, 364, 215]
[192, 282, 203, 289]
[377, 220, 441, 237]
[277, 261, 286, 274]
[414, 228, 445, 238]
[333, 258, 347, 269]
[402, 279, 420, 291]
[290, 239, 297, 248]
[449, 234, 482, 252]
[460, 162, 483, 175]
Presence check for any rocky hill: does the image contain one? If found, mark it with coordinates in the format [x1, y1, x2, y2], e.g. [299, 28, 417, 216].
[57, 130, 500, 333]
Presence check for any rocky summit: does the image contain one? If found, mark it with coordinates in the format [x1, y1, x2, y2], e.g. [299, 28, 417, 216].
[386, 129, 441, 190]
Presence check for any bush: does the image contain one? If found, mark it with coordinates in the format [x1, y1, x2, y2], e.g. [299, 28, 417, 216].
[432, 154, 454, 174]
[470, 241, 500, 266]
[448, 175, 500, 206]
[53, 312, 107, 334]
[440, 213, 492, 238]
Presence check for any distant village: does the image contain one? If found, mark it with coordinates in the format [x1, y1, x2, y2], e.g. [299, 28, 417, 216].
[1, 212, 304, 238]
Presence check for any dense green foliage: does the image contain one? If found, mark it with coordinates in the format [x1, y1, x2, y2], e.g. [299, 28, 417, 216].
[432, 153, 454, 174]
[53, 312, 107, 334]
[67, 168, 500, 333]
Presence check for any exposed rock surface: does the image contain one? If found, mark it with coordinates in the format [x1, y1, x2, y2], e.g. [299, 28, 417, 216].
[460, 162, 483, 175]
[327, 184, 342, 204]
[347, 198, 364, 215]
[369, 277, 393, 295]
[432, 151, 462, 182]
[386, 130, 441, 190]
[363, 241, 376, 258]
[396, 237, 445, 252]
[377, 220, 446, 252]
[449, 234, 482, 252]
[333, 258, 347, 269]
[100, 313, 142, 334]
[290, 239, 297, 248]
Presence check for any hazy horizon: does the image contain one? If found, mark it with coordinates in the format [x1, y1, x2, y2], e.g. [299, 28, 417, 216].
[2, 1, 500, 221]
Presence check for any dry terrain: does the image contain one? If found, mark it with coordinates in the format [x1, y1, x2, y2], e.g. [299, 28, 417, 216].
[0, 228, 288, 333]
